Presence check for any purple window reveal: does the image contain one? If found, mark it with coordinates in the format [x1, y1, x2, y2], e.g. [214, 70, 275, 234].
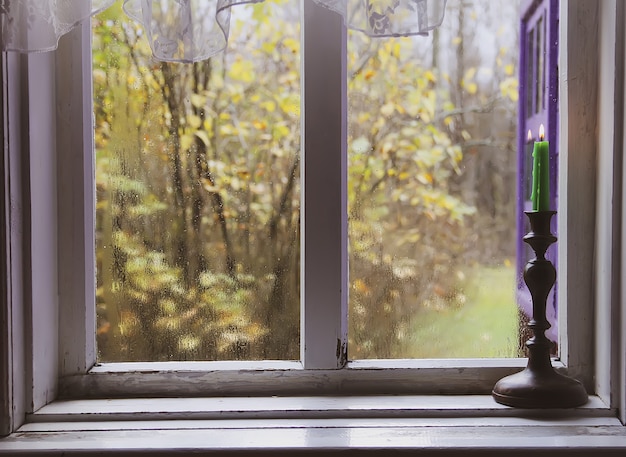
[517, 0, 559, 343]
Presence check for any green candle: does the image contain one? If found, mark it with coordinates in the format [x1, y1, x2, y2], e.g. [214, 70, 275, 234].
[535, 124, 550, 211]
[529, 129, 540, 210]
[531, 125, 550, 211]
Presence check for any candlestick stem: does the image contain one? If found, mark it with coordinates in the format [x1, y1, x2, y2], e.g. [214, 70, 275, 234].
[492, 211, 588, 408]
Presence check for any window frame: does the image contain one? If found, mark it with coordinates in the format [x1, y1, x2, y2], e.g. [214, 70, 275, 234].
[517, 0, 560, 342]
[1, 0, 624, 436]
[62, 0, 537, 398]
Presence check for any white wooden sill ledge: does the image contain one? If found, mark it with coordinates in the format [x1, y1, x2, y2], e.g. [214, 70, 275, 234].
[1, 395, 626, 455]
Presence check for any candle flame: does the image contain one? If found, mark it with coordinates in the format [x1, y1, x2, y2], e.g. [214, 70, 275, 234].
[527, 129, 532, 142]
[539, 124, 545, 141]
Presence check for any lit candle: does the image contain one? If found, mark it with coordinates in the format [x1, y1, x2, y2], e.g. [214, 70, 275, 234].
[531, 124, 550, 211]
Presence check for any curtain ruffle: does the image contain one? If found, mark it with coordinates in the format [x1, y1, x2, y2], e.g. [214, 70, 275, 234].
[317, 0, 447, 37]
[122, 0, 264, 63]
[1, 0, 447, 62]
[0, 0, 115, 53]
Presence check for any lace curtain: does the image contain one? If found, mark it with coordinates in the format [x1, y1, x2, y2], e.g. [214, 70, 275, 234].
[1, 0, 447, 62]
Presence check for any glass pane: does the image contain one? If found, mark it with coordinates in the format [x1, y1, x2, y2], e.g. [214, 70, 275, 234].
[535, 16, 544, 115]
[526, 27, 534, 116]
[94, 0, 301, 362]
[348, 0, 522, 358]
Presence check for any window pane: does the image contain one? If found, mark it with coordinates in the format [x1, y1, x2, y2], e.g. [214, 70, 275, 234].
[535, 16, 544, 115]
[348, 0, 522, 358]
[526, 27, 534, 116]
[93, 0, 301, 362]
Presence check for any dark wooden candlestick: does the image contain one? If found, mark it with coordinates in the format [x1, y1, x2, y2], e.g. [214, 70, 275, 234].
[492, 211, 588, 408]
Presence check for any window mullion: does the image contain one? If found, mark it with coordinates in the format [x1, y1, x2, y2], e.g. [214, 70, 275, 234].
[301, 0, 348, 369]
[557, 0, 597, 392]
[55, 22, 97, 376]
[0, 50, 35, 434]
[0, 50, 8, 437]
[0, 52, 27, 436]
[25, 49, 62, 411]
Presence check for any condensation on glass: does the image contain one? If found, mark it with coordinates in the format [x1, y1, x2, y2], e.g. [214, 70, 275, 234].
[347, 0, 522, 359]
[93, 0, 301, 362]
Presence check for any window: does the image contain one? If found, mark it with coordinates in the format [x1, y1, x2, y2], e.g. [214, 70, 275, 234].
[93, 1, 303, 363]
[93, 0, 523, 366]
[517, 0, 559, 349]
[347, 0, 521, 359]
[1, 0, 626, 449]
[58, 0, 595, 395]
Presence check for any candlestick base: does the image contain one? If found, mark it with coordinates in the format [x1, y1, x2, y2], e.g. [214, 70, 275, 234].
[492, 368, 588, 409]
[492, 210, 588, 408]
[492, 343, 588, 408]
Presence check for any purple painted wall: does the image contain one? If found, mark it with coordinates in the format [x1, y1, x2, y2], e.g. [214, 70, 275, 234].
[516, 0, 559, 343]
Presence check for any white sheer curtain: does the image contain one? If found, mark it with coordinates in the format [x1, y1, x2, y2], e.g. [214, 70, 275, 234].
[0, 0, 114, 52]
[1, 0, 447, 62]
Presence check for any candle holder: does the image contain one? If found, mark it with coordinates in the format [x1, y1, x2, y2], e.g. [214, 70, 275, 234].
[492, 211, 588, 408]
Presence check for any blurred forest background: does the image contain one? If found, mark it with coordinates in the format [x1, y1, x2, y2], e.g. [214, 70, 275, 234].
[94, 0, 522, 362]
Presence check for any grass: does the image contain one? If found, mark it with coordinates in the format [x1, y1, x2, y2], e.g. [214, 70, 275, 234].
[404, 265, 520, 358]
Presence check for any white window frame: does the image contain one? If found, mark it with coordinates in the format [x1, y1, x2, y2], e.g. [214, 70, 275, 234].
[1, 0, 626, 450]
[58, 0, 536, 398]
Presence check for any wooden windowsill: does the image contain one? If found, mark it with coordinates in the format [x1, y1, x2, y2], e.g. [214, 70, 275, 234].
[1, 395, 624, 455]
